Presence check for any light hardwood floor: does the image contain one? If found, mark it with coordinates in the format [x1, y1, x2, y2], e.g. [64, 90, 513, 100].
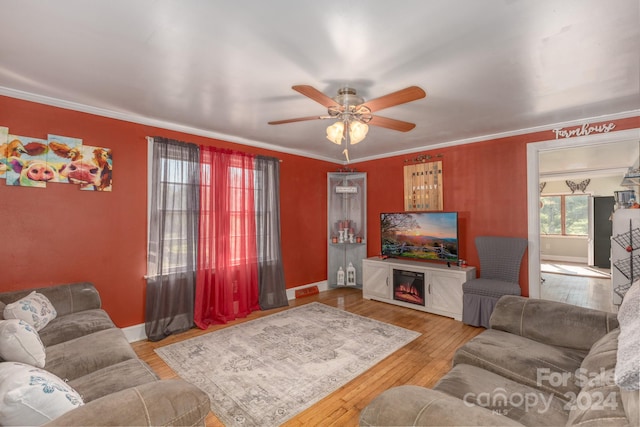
[540, 263, 613, 312]
[132, 288, 484, 426]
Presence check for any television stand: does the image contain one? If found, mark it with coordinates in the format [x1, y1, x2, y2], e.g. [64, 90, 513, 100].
[362, 257, 476, 320]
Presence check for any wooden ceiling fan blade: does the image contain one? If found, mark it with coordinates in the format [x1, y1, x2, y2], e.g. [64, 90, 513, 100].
[361, 86, 426, 113]
[268, 115, 325, 125]
[292, 85, 338, 108]
[368, 115, 416, 132]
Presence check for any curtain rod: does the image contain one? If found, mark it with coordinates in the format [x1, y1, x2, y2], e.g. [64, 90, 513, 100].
[146, 136, 282, 162]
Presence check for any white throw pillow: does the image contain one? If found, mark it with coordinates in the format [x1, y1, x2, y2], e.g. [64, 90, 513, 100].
[0, 361, 84, 426]
[0, 319, 46, 368]
[3, 291, 57, 331]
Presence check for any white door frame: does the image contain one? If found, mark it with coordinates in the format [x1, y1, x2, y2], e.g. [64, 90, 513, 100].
[526, 128, 640, 298]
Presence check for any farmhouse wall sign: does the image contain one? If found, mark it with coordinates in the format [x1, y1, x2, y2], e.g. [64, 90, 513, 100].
[552, 122, 616, 139]
[404, 160, 443, 211]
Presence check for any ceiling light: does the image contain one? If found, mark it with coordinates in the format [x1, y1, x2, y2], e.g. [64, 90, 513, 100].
[326, 121, 345, 145]
[348, 121, 368, 145]
[326, 119, 369, 145]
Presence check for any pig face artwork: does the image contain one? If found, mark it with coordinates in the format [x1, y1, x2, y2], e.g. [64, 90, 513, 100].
[0, 130, 113, 191]
[8, 158, 61, 187]
[3, 136, 50, 188]
[49, 140, 113, 191]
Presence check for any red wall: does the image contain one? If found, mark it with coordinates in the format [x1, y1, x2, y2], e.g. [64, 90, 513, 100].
[0, 96, 334, 327]
[1, 94, 637, 327]
[353, 116, 640, 297]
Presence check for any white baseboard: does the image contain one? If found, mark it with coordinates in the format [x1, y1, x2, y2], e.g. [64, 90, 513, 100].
[122, 324, 147, 343]
[124, 280, 331, 343]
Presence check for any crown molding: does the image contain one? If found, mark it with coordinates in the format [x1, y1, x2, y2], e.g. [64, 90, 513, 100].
[1, 86, 637, 166]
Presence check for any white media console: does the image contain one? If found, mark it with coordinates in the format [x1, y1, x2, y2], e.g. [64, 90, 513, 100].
[362, 257, 476, 321]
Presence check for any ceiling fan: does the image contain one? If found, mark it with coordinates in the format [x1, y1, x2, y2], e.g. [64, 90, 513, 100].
[268, 85, 426, 160]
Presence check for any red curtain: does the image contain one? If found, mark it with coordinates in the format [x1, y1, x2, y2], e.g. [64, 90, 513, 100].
[194, 147, 260, 327]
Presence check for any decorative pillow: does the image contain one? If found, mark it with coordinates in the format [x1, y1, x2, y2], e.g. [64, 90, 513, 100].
[0, 319, 46, 368]
[3, 291, 57, 331]
[615, 279, 640, 390]
[0, 361, 84, 426]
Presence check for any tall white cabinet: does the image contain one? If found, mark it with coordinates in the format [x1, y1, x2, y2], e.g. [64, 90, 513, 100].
[362, 257, 476, 320]
[327, 172, 367, 288]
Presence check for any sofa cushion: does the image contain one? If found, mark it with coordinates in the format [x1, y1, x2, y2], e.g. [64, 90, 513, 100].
[562, 327, 630, 425]
[38, 308, 115, 347]
[45, 328, 137, 382]
[69, 358, 159, 403]
[620, 389, 639, 427]
[435, 363, 569, 427]
[615, 280, 640, 391]
[43, 379, 211, 427]
[0, 319, 46, 367]
[0, 283, 101, 318]
[566, 367, 627, 427]
[0, 361, 84, 426]
[580, 329, 619, 375]
[490, 296, 619, 351]
[359, 384, 524, 427]
[453, 329, 587, 401]
[462, 278, 521, 297]
[4, 291, 57, 331]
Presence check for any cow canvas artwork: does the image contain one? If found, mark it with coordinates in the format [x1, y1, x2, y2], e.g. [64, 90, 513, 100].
[46, 135, 82, 184]
[48, 135, 113, 191]
[0, 127, 113, 191]
[4, 135, 51, 188]
[0, 126, 8, 179]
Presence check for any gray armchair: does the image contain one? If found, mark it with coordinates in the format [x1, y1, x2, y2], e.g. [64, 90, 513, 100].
[462, 236, 527, 328]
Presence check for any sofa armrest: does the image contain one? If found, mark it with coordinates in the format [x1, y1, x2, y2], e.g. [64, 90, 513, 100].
[44, 379, 210, 427]
[359, 385, 524, 426]
[489, 295, 619, 351]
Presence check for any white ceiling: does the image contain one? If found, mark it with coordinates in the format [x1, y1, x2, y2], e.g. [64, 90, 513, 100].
[1, 0, 639, 166]
[539, 139, 639, 181]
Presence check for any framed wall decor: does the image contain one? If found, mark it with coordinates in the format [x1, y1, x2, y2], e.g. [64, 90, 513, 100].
[404, 160, 442, 211]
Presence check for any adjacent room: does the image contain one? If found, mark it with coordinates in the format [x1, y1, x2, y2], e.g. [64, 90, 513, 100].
[0, 1, 639, 426]
[538, 140, 639, 312]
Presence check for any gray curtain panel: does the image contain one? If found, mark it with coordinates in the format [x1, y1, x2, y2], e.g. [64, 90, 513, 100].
[145, 137, 200, 341]
[254, 155, 289, 310]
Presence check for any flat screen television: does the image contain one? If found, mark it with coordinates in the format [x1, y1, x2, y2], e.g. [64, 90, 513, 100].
[380, 212, 459, 263]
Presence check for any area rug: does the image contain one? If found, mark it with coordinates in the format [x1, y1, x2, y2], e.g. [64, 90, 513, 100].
[541, 262, 610, 279]
[155, 302, 420, 427]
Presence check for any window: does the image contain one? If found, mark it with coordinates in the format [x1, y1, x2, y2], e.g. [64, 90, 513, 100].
[198, 164, 262, 267]
[540, 194, 589, 236]
[147, 141, 200, 277]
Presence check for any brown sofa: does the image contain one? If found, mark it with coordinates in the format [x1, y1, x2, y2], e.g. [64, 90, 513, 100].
[360, 289, 640, 426]
[0, 282, 210, 426]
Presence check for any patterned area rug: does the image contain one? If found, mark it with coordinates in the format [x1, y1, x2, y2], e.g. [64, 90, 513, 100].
[155, 302, 420, 427]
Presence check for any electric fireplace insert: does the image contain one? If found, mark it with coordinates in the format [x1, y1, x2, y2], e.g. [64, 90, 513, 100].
[392, 269, 425, 306]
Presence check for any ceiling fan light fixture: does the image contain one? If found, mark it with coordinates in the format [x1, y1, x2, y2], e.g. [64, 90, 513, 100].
[326, 121, 344, 145]
[349, 121, 368, 145]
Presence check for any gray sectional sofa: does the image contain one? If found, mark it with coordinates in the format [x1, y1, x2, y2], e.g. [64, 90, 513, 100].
[360, 287, 640, 426]
[0, 282, 210, 426]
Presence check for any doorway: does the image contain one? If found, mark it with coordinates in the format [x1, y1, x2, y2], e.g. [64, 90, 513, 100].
[527, 128, 640, 308]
